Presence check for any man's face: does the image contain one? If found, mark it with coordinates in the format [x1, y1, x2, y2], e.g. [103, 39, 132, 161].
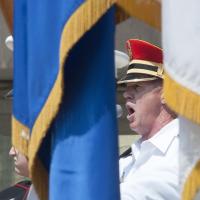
[123, 81, 162, 138]
[9, 146, 29, 177]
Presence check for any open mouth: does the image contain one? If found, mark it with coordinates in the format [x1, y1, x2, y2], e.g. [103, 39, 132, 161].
[126, 102, 135, 116]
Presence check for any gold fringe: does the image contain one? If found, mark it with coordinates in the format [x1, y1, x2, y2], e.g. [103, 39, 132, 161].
[12, 116, 29, 157]
[31, 157, 49, 200]
[29, 68, 63, 200]
[115, 6, 130, 24]
[165, 73, 200, 198]
[182, 160, 200, 200]
[116, 0, 161, 31]
[0, 0, 13, 32]
[164, 73, 200, 125]
[28, 1, 116, 199]
[13, 1, 161, 199]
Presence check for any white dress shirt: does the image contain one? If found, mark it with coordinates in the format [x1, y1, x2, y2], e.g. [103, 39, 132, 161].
[120, 119, 180, 200]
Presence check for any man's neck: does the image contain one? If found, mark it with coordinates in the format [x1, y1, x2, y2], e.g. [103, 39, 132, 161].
[142, 111, 175, 141]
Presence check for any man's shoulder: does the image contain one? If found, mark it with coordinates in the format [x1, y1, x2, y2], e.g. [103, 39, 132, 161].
[0, 180, 32, 200]
[119, 147, 132, 159]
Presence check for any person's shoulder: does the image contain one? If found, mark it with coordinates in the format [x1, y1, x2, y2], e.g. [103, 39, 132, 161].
[0, 180, 32, 200]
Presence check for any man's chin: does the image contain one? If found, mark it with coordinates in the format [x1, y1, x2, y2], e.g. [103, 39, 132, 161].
[15, 168, 21, 175]
[129, 123, 137, 132]
[129, 123, 142, 135]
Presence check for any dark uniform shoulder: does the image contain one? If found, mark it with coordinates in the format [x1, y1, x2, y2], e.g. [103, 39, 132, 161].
[119, 147, 132, 159]
[0, 180, 31, 200]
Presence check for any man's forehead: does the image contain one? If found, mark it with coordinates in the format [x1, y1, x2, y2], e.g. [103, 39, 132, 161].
[126, 81, 161, 92]
[127, 81, 148, 87]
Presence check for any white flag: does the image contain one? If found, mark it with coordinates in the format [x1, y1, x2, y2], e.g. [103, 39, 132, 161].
[162, 0, 200, 199]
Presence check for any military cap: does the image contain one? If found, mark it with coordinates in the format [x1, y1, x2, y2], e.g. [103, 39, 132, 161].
[118, 39, 164, 84]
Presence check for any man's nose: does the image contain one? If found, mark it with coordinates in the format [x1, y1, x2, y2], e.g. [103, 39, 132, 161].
[9, 146, 16, 156]
[123, 90, 128, 99]
[123, 89, 134, 100]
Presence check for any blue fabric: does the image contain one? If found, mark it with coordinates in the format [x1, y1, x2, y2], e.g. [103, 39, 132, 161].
[14, 1, 120, 199]
[49, 7, 120, 200]
[14, 0, 84, 129]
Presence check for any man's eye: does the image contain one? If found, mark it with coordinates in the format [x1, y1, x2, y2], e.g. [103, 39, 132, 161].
[135, 85, 140, 91]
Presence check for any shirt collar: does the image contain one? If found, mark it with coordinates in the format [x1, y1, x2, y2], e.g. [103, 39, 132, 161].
[132, 118, 179, 156]
[148, 118, 179, 154]
[131, 137, 142, 160]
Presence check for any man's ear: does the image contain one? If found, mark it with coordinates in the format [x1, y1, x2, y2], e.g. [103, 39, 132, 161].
[161, 90, 166, 105]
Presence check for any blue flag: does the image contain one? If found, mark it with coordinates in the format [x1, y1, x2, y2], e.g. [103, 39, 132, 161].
[14, 1, 120, 199]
